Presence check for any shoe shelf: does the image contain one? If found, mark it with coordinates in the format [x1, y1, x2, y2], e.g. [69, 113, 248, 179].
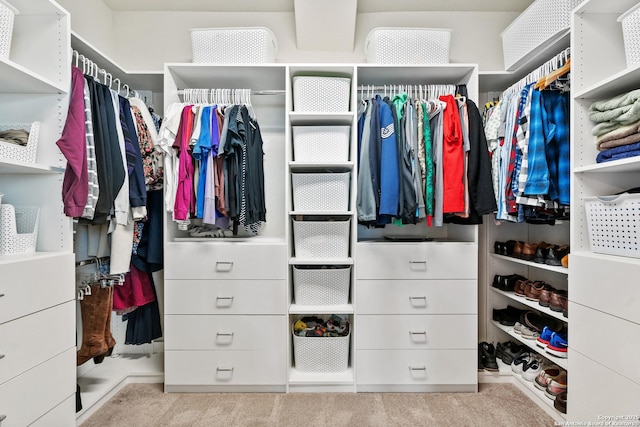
[511, 368, 567, 421]
[491, 288, 568, 323]
[289, 303, 354, 315]
[491, 253, 568, 275]
[491, 321, 568, 370]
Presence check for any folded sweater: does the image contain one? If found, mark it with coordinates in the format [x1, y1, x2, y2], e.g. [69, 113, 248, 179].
[589, 89, 640, 136]
[596, 140, 640, 163]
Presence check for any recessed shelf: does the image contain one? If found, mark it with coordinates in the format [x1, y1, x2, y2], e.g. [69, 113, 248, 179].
[574, 156, 640, 173]
[0, 159, 65, 174]
[491, 254, 568, 275]
[0, 57, 67, 94]
[512, 369, 567, 421]
[289, 258, 354, 265]
[491, 288, 568, 324]
[491, 321, 568, 370]
[288, 368, 354, 385]
[574, 63, 640, 100]
[0, 251, 72, 266]
[289, 304, 354, 314]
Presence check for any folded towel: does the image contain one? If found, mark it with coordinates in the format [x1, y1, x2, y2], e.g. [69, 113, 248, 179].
[589, 89, 640, 135]
[596, 121, 640, 144]
[596, 140, 640, 163]
[597, 131, 640, 150]
[589, 88, 640, 119]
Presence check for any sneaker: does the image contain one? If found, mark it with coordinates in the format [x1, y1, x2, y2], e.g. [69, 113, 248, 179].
[536, 326, 554, 348]
[545, 371, 568, 399]
[522, 358, 543, 382]
[534, 365, 561, 391]
[496, 341, 526, 365]
[546, 333, 568, 358]
[481, 342, 499, 372]
[511, 352, 531, 375]
[514, 322, 525, 334]
[521, 324, 540, 340]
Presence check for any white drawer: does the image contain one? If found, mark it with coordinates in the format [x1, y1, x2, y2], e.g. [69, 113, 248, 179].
[0, 253, 74, 324]
[165, 280, 286, 314]
[356, 349, 477, 385]
[30, 394, 76, 427]
[569, 349, 640, 419]
[0, 301, 75, 385]
[165, 315, 286, 350]
[165, 349, 286, 386]
[356, 243, 477, 280]
[164, 242, 286, 280]
[357, 280, 477, 314]
[571, 253, 640, 325]
[571, 303, 640, 385]
[0, 347, 75, 427]
[356, 315, 476, 350]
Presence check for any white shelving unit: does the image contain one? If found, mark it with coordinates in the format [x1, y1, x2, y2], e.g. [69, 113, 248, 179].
[569, 0, 640, 421]
[0, 1, 75, 426]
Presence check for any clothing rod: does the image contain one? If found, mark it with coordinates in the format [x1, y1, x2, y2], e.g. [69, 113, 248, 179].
[176, 89, 285, 95]
[502, 47, 571, 97]
[72, 49, 139, 98]
[355, 85, 457, 92]
[75, 256, 110, 267]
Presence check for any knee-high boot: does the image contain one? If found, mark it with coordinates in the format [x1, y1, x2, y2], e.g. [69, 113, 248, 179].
[77, 284, 109, 366]
[94, 285, 116, 363]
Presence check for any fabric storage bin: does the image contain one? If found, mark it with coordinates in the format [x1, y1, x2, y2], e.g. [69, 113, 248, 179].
[292, 126, 350, 163]
[292, 218, 350, 258]
[501, 0, 582, 71]
[293, 265, 351, 306]
[0, 122, 41, 163]
[365, 27, 451, 64]
[292, 76, 351, 112]
[585, 194, 640, 259]
[291, 172, 350, 212]
[0, 0, 18, 59]
[292, 325, 350, 372]
[190, 27, 277, 63]
[619, 4, 640, 68]
[0, 204, 40, 255]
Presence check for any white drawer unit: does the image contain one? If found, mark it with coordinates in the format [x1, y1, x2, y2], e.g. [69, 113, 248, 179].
[29, 395, 76, 427]
[356, 315, 477, 350]
[357, 280, 477, 315]
[165, 315, 286, 351]
[0, 301, 75, 385]
[0, 253, 74, 324]
[164, 243, 286, 280]
[356, 349, 477, 385]
[0, 348, 75, 427]
[165, 349, 287, 386]
[165, 280, 286, 315]
[357, 243, 477, 280]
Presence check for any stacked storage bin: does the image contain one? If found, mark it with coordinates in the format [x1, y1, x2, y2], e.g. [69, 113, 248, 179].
[289, 71, 354, 380]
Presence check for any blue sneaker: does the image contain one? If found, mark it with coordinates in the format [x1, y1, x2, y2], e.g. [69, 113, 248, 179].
[545, 332, 568, 358]
[536, 326, 554, 348]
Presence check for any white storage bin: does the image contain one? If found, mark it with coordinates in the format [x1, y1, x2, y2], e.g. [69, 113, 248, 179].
[619, 4, 640, 68]
[292, 172, 350, 212]
[0, 204, 40, 255]
[585, 194, 640, 259]
[292, 126, 350, 163]
[190, 27, 277, 63]
[292, 76, 351, 112]
[292, 219, 350, 259]
[501, 0, 582, 71]
[0, 0, 18, 59]
[292, 325, 350, 373]
[365, 27, 451, 64]
[0, 122, 41, 164]
[293, 265, 351, 306]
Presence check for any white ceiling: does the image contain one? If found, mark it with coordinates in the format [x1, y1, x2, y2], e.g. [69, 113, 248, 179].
[102, 0, 534, 13]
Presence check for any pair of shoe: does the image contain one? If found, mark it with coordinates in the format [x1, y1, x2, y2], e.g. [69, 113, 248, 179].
[518, 310, 564, 335]
[492, 274, 527, 292]
[478, 342, 499, 372]
[511, 352, 541, 377]
[496, 340, 526, 365]
[533, 242, 570, 267]
[537, 327, 568, 358]
[554, 391, 568, 413]
[494, 240, 517, 256]
[492, 305, 525, 327]
[514, 279, 550, 302]
[514, 321, 540, 340]
[534, 364, 568, 400]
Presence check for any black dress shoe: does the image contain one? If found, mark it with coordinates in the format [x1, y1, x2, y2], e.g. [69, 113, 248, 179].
[545, 245, 569, 266]
[481, 342, 499, 372]
[499, 274, 527, 292]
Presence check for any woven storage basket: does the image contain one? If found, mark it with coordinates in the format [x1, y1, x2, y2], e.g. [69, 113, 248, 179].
[585, 194, 640, 259]
[365, 27, 451, 64]
[292, 172, 350, 212]
[501, 0, 582, 71]
[293, 265, 351, 306]
[292, 219, 350, 258]
[292, 76, 351, 112]
[0, 204, 40, 255]
[0, 122, 40, 163]
[190, 27, 277, 63]
[292, 325, 350, 373]
[619, 4, 640, 68]
[292, 126, 350, 163]
[0, 0, 18, 59]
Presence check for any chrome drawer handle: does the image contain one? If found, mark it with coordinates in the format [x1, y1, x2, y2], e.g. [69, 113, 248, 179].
[0, 293, 5, 298]
[216, 332, 234, 337]
[0, 415, 6, 423]
[216, 367, 234, 373]
[215, 261, 234, 272]
[408, 366, 426, 372]
[0, 354, 4, 360]
[409, 261, 427, 265]
[409, 296, 427, 306]
[216, 296, 234, 306]
[409, 331, 427, 336]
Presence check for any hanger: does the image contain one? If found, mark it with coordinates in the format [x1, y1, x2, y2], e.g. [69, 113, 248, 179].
[535, 57, 571, 90]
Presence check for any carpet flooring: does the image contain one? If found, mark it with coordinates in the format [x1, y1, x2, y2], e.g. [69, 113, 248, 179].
[80, 383, 555, 426]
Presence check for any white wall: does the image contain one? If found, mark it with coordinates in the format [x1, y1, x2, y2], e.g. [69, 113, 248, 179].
[57, 0, 116, 58]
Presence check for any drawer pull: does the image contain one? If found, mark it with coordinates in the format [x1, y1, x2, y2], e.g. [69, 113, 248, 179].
[409, 331, 427, 336]
[216, 332, 234, 337]
[215, 261, 234, 272]
[409, 296, 427, 306]
[409, 261, 427, 270]
[215, 296, 234, 307]
[408, 366, 426, 372]
[0, 293, 5, 298]
[216, 367, 234, 373]
[0, 354, 4, 359]
[0, 415, 5, 423]
[215, 332, 234, 344]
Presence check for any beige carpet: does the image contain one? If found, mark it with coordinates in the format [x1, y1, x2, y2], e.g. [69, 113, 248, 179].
[80, 383, 554, 426]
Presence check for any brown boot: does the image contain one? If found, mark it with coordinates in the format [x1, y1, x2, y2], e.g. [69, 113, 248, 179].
[94, 285, 116, 363]
[77, 284, 109, 366]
